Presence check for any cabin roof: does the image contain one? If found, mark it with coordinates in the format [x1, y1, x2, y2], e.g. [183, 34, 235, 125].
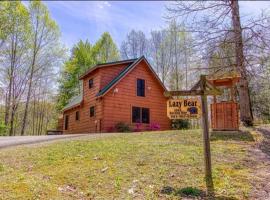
[62, 93, 82, 111]
[96, 56, 167, 97]
[63, 56, 167, 111]
[79, 58, 137, 80]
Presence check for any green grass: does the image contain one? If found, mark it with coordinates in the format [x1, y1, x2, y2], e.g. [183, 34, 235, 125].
[0, 130, 257, 199]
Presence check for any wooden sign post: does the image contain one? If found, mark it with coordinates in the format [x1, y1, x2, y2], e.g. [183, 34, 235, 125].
[165, 75, 221, 198]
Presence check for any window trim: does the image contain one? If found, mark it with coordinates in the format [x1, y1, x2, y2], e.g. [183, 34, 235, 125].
[64, 115, 69, 130]
[90, 106, 95, 117]
[89, 78, 94, 89]
[136, 78, 145, 97]
[75, 111, 80, 121]
[131, 106, 150, 124]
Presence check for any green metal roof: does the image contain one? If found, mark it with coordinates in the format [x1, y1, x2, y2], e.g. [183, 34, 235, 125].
[63, 93, 82, 111]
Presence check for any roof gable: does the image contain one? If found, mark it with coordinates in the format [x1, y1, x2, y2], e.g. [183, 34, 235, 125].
[96, 56, 167, 97]
[79, 58, 137, 80]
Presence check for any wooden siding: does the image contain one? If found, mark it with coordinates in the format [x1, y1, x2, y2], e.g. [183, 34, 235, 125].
[102, 60, 170, 131]
[99, 63, 127, 89]
[211, 102, 239, 131]
[62, 59, 171, 133]
[63, 70, 103, 134]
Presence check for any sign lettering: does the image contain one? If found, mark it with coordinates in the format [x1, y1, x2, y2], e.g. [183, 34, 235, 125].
[167, 98, 201, 119]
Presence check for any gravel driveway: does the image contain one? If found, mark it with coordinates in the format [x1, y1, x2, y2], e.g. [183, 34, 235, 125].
[0, 133, 118, 149]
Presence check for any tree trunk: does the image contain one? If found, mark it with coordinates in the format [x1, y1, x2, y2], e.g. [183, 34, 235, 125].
[21, 65, 35, 136]
[231, 0, 253, 126]
[21, 18, 39, 135]
[5, 34, 15, 127]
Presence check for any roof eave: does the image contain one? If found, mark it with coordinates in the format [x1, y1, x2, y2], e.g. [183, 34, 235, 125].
[62, 103, 81, 112]
[79, 59, 137, 80]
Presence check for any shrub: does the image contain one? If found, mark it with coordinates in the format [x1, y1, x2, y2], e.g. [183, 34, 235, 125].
[172, 119, 191, 130]
[0, 121, 8, 136]
[106, 126, 115, 133]
[134, 122, 142, 132]
[175, 187, 201, 197]
[115, 122, 131, 132]
[148, 122, 161, 131]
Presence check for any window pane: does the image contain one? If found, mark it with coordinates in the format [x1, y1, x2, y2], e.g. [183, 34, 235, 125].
[90, 106, 95, 117]
[65, 115, 69, 130]
[132, 107, 141, 123]
[89, 79, 93, 88]
[75, 111, 79, 121]
[142, 108, 150, 124]
[137, 79, 145, 97]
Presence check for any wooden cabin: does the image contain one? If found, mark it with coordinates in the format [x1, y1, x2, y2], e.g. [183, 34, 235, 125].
[61, 56, 171, 133]
[208, 72, 240, 131]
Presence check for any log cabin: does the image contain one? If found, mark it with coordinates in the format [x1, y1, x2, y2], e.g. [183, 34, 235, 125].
[62, 56, 171, 133]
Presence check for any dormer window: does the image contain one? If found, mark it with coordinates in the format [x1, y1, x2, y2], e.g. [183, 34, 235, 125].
[137, 79, 145, 97]
[89, 78, 93, 89]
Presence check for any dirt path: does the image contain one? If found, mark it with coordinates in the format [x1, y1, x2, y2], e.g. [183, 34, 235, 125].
[249, 126, 270, 200]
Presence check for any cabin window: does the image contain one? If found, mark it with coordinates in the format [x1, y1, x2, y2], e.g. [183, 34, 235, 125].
[89, 78, 93, 89]
[64, 115, 69, 130]
[132, 106, 150, 124]
[90, 106, 95, 117]
[132, 107, 141, 123]
[75, 111, 79, 121]
[137, 79, 145, 97]
[142, 108, 150, 124]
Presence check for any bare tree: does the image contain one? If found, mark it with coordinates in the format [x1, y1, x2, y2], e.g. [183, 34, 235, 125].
[21, 1, 61, 135]
[167, 0, 270, 125]
[120, 30, 149, 59]
[0, 2, 30, 135]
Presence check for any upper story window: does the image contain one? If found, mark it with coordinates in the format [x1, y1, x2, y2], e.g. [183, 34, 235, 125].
[75, 111, 79, 121]
[89, 78, 93, 89]
[90, 106, 95, 117]
[137, 79, 145, 97]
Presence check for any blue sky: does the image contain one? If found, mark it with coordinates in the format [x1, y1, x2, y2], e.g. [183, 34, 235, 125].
[43, 1, 270, 50]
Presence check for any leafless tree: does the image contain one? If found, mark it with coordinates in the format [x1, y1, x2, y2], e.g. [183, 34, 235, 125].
[120, 30, 149, 59]
[167, 0, 270, 125]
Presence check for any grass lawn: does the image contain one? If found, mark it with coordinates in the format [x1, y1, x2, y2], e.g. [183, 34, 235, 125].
[0, 129, 260, 199]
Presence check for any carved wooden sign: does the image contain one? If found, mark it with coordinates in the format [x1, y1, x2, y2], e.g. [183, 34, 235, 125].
[167, 98, 201, 119]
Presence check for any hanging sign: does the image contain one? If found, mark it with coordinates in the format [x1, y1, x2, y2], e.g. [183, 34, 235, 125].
[167, 98, 201, 119]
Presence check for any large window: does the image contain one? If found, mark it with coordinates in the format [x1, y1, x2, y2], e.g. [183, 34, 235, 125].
[75, 111, 80, 121]
[132, 107, 150, 124]
[64, 115, 69, 130]
[142, 108, 150, 123]
[137, 79, 145, 97]
[90, 106, 95, 117]
[89, 78, 93, 89]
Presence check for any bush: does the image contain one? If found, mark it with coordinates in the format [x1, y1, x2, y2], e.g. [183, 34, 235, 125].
[0, 121, 8, 136]
[134, 122, 142, 132]
[148, 122, 161, 131]
[115, 122, 131, 132]
[172, 119, 191, 130]
[176, 187, 202, 197]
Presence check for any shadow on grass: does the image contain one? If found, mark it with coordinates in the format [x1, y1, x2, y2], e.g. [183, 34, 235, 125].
[160, 186, 238, 199]
[160, 186, 204, 198]
[210, 130, 255, 142]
